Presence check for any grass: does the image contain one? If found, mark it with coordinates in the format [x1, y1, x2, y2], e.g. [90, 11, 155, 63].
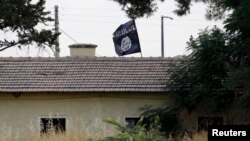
[0, 132, 208, 141]
[0, 132, 100, 141]
[192, 131, 207, 141]
[165, 131, 207, 141]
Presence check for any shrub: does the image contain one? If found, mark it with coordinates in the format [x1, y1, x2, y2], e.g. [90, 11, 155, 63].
[101, 116, 164, 141]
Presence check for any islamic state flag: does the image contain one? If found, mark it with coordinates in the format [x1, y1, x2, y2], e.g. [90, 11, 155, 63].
[113, 20, 141, 56]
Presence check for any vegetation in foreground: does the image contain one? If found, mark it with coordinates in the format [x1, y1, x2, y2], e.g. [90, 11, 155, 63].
[100, 116, 207, 141]
[0, 132, 207, 141]
[0, 116, 206, 141]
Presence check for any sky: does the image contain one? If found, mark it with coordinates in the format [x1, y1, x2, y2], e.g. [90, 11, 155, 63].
[0, 0, 224, 57]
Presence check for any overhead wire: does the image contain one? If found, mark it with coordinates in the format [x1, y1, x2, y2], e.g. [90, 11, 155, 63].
[58, 28, 104, 57]
[59, 27, 78, 43]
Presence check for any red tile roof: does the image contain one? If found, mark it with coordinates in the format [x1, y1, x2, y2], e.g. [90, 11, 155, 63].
[0, 57, 179, 92]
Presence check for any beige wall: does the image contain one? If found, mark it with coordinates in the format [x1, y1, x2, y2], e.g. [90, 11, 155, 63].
[0, 92, 168, 137]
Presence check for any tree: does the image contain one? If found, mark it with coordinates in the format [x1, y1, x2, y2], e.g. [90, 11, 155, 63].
[0, 0, 58, 52]
[112, 0, 162, 18]
[112, 0, 228, 19]
[167, 27, 235, 112]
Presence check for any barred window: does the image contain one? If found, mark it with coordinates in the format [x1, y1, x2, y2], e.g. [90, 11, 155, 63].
[40, 118, 66, 135]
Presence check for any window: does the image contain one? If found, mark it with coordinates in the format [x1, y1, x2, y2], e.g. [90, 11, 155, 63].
[40, 118, 66, 134]
[125, 117, 140, 128]
[198, 116, 223, 131]
[125, 117, 150, 129]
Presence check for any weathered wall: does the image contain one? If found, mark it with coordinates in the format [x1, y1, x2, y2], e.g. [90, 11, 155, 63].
[0, 92, 168, 137]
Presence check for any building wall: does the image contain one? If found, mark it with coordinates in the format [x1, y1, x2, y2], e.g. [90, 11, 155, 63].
[0, 92, 168, 137]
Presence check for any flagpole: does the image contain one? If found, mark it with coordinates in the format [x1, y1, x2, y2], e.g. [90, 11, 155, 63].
[132, 18, 142, 58]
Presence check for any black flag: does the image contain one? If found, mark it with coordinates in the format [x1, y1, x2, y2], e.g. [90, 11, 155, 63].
[113, 20, 141, 56]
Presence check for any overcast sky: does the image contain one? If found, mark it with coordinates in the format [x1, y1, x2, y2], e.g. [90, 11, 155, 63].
[0, 0, 223, 57]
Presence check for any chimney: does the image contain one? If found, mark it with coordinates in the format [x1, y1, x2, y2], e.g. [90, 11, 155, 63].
[69, 43, 97, 57]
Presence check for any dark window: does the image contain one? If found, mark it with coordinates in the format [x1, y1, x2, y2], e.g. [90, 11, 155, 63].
[198, 117, 223, 131]
[125, 117, 140, 128]
[40, 118, 66, 134]
[125, 117, 150, 129]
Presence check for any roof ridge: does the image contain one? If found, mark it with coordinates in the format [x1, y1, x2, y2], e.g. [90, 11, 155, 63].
[0, 56, 184, 61]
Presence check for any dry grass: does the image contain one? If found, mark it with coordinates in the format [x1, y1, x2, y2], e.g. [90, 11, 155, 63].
[192, 131, 207, 141]
[165, 131, 207, 141]
[0, 132, 100, 141]
[0, 132, 207, 141]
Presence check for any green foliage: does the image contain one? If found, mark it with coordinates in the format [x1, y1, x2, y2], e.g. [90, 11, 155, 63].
[139, 105, 189, 139]
[112, 0, 158, 18]
[167, 27, 235, 112]
[187, 27, 229, 88]
[101, 116, 164, 141]
[227, 66, 250, 109]
[111, 0, 231, 19]
[0, 0, 58, 51]
[224, 0, 250, 65]
[165, 1, 250, 111]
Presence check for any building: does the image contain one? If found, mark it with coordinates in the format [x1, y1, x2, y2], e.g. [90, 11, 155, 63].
[0, 44, 178, 137]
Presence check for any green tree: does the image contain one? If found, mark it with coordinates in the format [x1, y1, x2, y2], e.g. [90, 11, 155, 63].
[0, 0, 58, 51]
[112, 0, 232, 19]
[167, 27, 235, 112]
[112, 0, 160, 18]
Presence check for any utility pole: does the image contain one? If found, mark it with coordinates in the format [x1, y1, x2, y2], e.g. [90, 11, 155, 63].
[161, 16, 173, 58]
[54, 5, 60, 57]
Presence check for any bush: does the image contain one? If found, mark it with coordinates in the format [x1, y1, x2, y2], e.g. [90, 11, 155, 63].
[101, 116, 164, 141]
